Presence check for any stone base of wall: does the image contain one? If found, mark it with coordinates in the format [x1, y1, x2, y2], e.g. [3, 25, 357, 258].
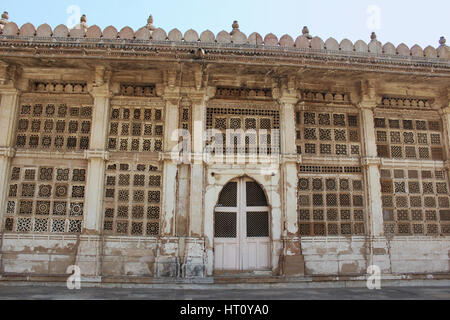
[1, 234, 449, 280]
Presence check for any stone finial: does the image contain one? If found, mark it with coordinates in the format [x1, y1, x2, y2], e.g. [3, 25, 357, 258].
[439, 36, 446, 47]
[302, 26, 312, 39]
[230, 20, 240, 35]
[71, 14, 88, 32]
[370, 32, 377, 41]
[0, 11, 8, 31]
[146, 14, 156, 31]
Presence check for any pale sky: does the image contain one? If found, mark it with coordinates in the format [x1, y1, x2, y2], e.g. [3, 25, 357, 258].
[3, 0, 449, 48]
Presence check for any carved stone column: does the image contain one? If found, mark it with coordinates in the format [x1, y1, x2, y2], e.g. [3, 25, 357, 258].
[0, 85, 20, 233]
[75, 81, 111, 279]
[187, 91, 208, 277]
[161, 94, 179, 236]
[279, 93, 305, 276]
[359, 80, 390, 273]
[155, 92, 180, 278]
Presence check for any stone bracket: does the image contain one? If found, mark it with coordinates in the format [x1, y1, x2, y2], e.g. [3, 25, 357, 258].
[0, 147, 16, 158]
[84, 150, 110, 161]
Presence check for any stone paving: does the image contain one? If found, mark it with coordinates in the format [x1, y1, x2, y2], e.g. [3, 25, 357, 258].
[0, 285, 449, 300]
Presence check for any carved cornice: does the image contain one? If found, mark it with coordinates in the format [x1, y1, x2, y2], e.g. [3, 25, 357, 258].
[378, 95, 434, 109]
[214, 87, 272, 100]
[300, 90, 351, 104]
[19, 92, 93, 105]
[110, 96, 164, 107]
[207, 99, 277, 109]
[119, 83, 156, 97]
[31, 81, 88, 94]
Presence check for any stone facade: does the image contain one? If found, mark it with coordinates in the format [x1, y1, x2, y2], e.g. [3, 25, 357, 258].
[0, 14, 449, 283]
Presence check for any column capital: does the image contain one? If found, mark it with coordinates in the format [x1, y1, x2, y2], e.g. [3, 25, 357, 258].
[361, 156, 381, 167]
[162, 92, 181, 105]
[0, 85, 20, 96]
[188, 89, 211, 105]
[0, 147, 16, 158]
[89, 84, 112, 98]
[358, 101, 377, 110]
[278, 94, 299, 106]
[281, 153, 301, 164]
[84, 150, 109, 161]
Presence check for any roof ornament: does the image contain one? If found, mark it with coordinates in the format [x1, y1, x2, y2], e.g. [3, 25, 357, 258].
[370, 32, 377, 41]
[439, 36, 446, 47]
[302, 26, 312, 39]
[146, 14, 156, 32]
[71, 14, 88, 32]
[80, 14, 88, 31]
[0, 11, 9, 32]
[230, 20, 240, 35]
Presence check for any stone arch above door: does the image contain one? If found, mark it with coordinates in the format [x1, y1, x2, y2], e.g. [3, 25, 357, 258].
[203, 168, 283, 276]
[214, 177, 271, 272]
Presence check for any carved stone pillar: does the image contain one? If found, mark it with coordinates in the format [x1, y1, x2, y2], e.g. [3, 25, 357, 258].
[187, 91, 208, 277]
[279, 94, 305, 276]
[161, 95, 179, 236]
[359, 80, 390, 273]
[75, 82, 111, 279]
[0, 86, 20, 233]
[155, 93, 180, 278]
[360, 106, 384, 237]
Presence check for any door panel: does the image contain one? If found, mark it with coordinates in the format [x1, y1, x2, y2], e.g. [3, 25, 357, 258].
[214, 178, 271, 272]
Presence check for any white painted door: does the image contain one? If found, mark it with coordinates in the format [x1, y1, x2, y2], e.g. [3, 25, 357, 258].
[214, 178, 270, 271]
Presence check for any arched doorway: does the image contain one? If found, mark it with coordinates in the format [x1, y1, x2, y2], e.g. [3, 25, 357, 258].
[214, 177, 271, 271]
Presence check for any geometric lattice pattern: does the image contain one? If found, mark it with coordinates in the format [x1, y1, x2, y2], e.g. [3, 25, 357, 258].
[375, 117, 444, 160]
[4, 164, 86, 233]
[298, 172, 366, 236]
[215, 212, 237, 238]
[108, 106, 164, 153]
[247, 212, 270, 237]
[16, 104, 92, 151]
[206, 107, 280, 155]
[381, 168, 450, 236]
[103, 162, 163, 236]
[246, 182, 268, 207]
[295, 111, 361, 157]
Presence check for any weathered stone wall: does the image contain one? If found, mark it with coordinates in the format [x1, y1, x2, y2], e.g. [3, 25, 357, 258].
[1, 234, 78, 275]
[301, 237, 368, 276]
[101, 237, 157, 277]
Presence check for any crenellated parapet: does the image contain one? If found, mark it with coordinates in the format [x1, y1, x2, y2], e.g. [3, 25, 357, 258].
[0, 13, 448, 62]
